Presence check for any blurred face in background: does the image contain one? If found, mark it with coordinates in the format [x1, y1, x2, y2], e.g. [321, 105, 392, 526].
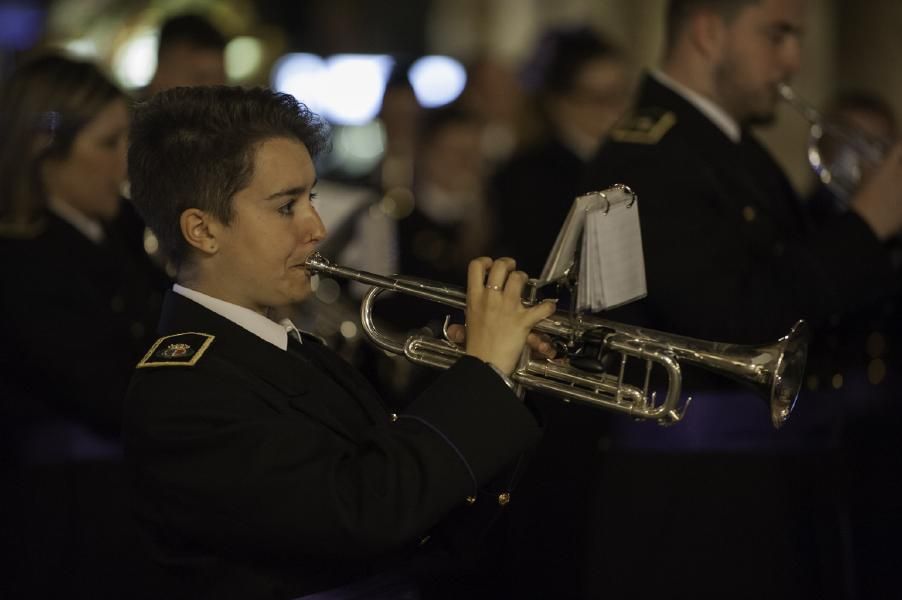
[152, 43, 226, 91]
[560, 57, 630, 143]
[41, 97, 130, 220]
[713, 0, 806, 124]
[420, 119, 484, 194]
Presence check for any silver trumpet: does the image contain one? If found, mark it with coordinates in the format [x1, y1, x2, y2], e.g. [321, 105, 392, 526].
[778, 83, 890, 202]
[305, 252, 809, 428]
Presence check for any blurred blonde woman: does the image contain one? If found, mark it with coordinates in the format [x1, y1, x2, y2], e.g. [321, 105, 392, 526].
[0, 54, 160, 597]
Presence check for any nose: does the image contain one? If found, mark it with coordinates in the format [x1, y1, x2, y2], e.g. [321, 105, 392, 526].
[305, 205, 327, 245]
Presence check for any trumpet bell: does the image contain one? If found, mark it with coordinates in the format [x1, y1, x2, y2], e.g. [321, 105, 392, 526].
[766, 320, 809, 428]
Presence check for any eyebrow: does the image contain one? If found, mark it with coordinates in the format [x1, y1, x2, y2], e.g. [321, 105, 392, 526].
[264, 179, 318, 202]
[769, 21, 804, 36]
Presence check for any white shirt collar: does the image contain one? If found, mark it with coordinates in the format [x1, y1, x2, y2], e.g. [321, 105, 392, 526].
[172, 284, 301, 350]
[651, 69, 741, 144]
[48, 197, 105, 244]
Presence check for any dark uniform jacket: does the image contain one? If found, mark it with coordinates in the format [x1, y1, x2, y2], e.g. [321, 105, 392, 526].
[0, 211, 163, 453]
[573, 73, 900, 600]
[490, 137, 591, 277]
[0, 211, 163, 598]
[124, 291, 541, 599]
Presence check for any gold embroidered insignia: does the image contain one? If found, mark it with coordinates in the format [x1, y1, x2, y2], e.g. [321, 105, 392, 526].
[610, 109, 677, 144]
[137, 332, 214, 368]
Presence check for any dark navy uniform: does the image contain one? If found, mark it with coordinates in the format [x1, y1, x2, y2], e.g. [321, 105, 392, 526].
[0, 211, 164, 597]
[124, 291, 540, 599]
[575, 73, 900, 600]
[490, 137, 592, 277]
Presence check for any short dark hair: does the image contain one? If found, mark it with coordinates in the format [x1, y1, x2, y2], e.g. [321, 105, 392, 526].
[157, 14, 226, 58]
[665, 0, 760, 52]
[522, 26, 621, 96]
[128, 86, 329, 268]
[0, 54, 123, 230]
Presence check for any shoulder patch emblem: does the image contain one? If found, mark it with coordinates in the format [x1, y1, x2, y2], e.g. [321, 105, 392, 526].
[137, 332, 214, 368]
[610, 109, 677, 144]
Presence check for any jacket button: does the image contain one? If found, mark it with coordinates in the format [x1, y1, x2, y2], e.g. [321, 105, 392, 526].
[498, 492, 511, 506]
[390, 413, 398, 422]
[742, 206, 756, 222]
[465, 495, 477, 505]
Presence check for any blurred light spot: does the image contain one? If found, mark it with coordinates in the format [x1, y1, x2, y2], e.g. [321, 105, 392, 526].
[143, 229, 160, 255]
[112, 29, 158, 89]
[315, 277, 341, 304]
[409, 55, 466, 108]
[225, 36, 264, 81]
[831, 373, 843, 390]
[0, 5, 44, 49]
[332, 121, 385, 176]
[380, 187, 415, 219]
[321, 54, 393, 125]
[272, 53, 326, 114]
[340, 321, 358, 339]
[868, 359, 886, 385]
[63, 38, 99, 59]
[805, 375, 819, 391]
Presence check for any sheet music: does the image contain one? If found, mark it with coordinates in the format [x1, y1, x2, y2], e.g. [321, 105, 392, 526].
[580, 199, 647, 311]
[539, 186, 646, 312]
[539, 192, 608, 283]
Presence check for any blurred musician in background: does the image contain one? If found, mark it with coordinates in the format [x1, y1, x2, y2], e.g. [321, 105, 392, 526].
[486, 26, 632, 598]
[579, 0, 902, 598]
[491, 26, 631, 277]
[143, 13, 227, 98]
[0, 53, 161, 597]
[803, 89, 902, 599]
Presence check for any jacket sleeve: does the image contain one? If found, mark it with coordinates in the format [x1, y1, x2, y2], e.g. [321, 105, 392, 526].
[125, 355, 540, 560]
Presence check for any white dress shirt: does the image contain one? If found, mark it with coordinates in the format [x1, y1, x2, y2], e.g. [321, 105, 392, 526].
[48, 197, 105, 244]
[651, 69, 742, 143]
[173, 284, 302, 350]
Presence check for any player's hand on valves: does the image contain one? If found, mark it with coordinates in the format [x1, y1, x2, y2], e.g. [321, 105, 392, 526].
[851, 143, 902, 240]
[462, 257, 558, 375]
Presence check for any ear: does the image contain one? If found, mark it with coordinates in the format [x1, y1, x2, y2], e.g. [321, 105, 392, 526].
[688, 8, 728, 61]
[179, 208, 222, 256]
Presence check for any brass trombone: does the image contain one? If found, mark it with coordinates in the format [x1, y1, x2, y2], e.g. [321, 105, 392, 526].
[304, 252, 809, 429]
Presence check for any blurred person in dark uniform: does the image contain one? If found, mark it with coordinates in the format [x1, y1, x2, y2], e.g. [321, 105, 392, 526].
[486, 28, 631, 599]
[123, 85, 557, 599]
[0, 54, 163, 597]
[803, 90, 902, 600]
[579, 1, 902, 599]
[400, 105, 491, 284]
[144, 13, 227, 98]
[491, 26, 631, 277]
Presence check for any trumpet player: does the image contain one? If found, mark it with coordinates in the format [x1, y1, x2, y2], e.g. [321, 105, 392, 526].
[576, 1, 902, 599]
[123, 85, 557, 599]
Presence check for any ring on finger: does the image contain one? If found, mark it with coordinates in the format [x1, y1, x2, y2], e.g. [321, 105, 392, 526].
[485, 284, 503, 292]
